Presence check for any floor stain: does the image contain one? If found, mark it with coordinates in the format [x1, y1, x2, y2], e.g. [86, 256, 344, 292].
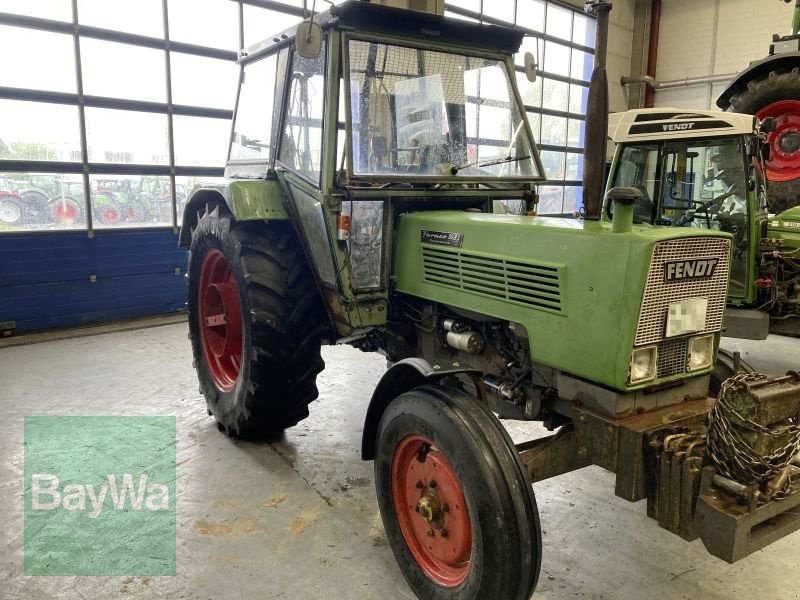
[288, 499, 327, 534]
[213, 499, 236, 509]
[195, 516, 262, 537]
[261, 493, 288, 509]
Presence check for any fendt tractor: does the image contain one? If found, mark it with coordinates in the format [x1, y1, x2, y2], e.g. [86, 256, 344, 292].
[179, 2, 800, 598]
[605, 108, 800, 347]
[717, 0, 800, 212]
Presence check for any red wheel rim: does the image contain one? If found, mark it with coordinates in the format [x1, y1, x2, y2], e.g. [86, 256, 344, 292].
[198, 249, 243, 392]
[756, 100, 800, 182]
[56, 203, 76, 221]
[391, 435, 472, 587]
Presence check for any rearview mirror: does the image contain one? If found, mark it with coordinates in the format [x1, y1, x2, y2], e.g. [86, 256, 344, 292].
[523, 52, 537, 83]
[296, 21, 321, 59]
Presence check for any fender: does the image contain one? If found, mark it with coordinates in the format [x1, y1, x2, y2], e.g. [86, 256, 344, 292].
[716, 51, 800, 110]
[360, 358, 479, 460]
[178, 179, 289, 246]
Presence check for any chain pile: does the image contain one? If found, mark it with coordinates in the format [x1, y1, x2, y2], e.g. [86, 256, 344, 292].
[707, 372, 800, 499]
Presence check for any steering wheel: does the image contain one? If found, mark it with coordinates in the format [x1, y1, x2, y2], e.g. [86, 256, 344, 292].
[678, 183, 737, 226]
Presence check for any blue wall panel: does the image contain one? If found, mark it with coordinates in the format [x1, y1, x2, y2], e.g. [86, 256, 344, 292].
[0, 230, 187, 333]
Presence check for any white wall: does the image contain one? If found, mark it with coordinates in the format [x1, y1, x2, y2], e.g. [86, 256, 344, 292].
[653, 0, 795, 109]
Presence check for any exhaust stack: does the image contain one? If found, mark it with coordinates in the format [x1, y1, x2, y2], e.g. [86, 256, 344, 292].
[582, 1, 612, 220]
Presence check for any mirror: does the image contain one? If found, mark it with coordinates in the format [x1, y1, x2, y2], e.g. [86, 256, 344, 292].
[523, 52, 537, 83]
[296, 21, 321, 58]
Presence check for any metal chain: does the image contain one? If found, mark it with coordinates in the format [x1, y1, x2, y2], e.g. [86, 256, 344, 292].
[707, 372, 800, 499]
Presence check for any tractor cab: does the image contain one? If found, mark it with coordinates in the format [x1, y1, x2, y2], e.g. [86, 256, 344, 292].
[605, 109, 768, 301]
[214, 0, 545, 334]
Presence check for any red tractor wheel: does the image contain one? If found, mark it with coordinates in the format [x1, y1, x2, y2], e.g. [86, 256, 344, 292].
[187, 203, 327, 436]
[49, 196, 82, 225]
[374, 385, 541, 599]
[729, 69, 800, 213]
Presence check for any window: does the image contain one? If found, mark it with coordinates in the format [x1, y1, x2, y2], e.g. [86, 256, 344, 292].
[170, 53, 238, 110]
[77, 0, 163, 38]
[346, 39, 538, 179]
[0, 26, 75, 93]
[0, 172, 85, 232]
[168, 0, 239, 50]
[0, 101, 81, 162]
[280, 48, 327, 182]
[80, 39, 166, 102]
[173, 116, 230, 167]
[230, 54, 279, 162]
[85, 108, 169, 165]
[89, 175, 173, 228]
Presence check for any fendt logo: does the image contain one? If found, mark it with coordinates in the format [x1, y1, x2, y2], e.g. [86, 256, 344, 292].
[664, 258, 719, 282]
[662, 122, 696, 132]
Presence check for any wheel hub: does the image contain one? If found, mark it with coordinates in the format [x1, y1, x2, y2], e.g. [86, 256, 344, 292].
[391, 435, 472, 587]
[198, 249, 243, 392]
[756, 100, 800, 182]
[416, 489, 444, 526]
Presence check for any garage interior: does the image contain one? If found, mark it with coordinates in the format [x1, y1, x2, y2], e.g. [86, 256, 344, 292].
[1, 1, 799, 599]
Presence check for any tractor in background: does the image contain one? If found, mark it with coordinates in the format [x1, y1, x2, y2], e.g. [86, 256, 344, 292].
[716, 0, 800, 212]
[605, 108, 800, 345]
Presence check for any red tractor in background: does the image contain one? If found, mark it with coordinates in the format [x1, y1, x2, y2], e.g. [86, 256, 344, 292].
[717, 0, 800, 212]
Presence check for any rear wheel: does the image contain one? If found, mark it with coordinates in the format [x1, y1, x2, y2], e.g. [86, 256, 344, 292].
[49, 196, 82, 224]
[728, 69, 800, 213]
[375, 385, 541, 599]
[187, 202, 327, 436]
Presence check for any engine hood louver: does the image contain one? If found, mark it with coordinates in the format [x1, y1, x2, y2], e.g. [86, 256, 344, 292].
[421, 245, 564, 313]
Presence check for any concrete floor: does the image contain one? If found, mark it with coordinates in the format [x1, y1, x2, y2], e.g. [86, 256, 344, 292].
[1, 321, 799, 599]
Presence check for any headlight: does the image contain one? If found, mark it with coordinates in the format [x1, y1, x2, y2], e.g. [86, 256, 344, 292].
[687, 334, 714, 371]
[629, 346, 658, 384]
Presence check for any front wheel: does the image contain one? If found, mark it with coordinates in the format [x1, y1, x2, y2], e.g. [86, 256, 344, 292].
[187, 203, 327, 436]
[375, 385, 541, 599]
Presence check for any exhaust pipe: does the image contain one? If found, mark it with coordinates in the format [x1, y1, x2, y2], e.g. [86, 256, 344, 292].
[582, 1, 612, 220]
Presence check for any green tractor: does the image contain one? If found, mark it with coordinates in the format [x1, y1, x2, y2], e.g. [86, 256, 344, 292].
[716, 0, 800, 213]
[180, 2, 800, 598]
[605, 108, 800, 345]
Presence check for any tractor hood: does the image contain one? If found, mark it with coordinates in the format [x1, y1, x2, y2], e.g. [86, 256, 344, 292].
[393, 211, 732, 392]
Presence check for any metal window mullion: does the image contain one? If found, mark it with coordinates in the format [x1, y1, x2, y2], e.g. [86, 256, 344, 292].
[71, 0, 92, 235]
[162, 0, 177, 230]
[238, 0, 245, 53]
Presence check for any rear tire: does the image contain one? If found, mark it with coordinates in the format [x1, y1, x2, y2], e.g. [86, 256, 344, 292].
[374, 385, 541, 599]
[187, 202, 327, 436]
[728, 69, 800, 213]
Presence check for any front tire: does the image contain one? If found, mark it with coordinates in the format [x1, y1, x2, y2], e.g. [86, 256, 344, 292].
[187, 203, 327, 436]
[728, 69, 800, 213]
[375, 385, 541, 599]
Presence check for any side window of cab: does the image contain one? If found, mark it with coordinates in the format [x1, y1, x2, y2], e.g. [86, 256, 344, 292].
[278, 44, 327, 185]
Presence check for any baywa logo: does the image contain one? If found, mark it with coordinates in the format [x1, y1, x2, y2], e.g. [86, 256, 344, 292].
[24, 416, 176, 576]
[31, 473, 170, 518]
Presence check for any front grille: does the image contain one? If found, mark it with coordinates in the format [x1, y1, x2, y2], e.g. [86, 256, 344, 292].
[657, 337, 689, 378]
[422, 246, 563, 313]
[635, 237, 730, 347]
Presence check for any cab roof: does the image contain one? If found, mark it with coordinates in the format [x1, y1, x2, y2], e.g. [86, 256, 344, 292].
[242, 0, 525, 63]
[607, 108, 756, 144]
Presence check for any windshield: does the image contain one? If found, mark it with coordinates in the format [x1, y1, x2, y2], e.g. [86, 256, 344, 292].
[610, 136, 750, 296]
[345, 39, 539, 179]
